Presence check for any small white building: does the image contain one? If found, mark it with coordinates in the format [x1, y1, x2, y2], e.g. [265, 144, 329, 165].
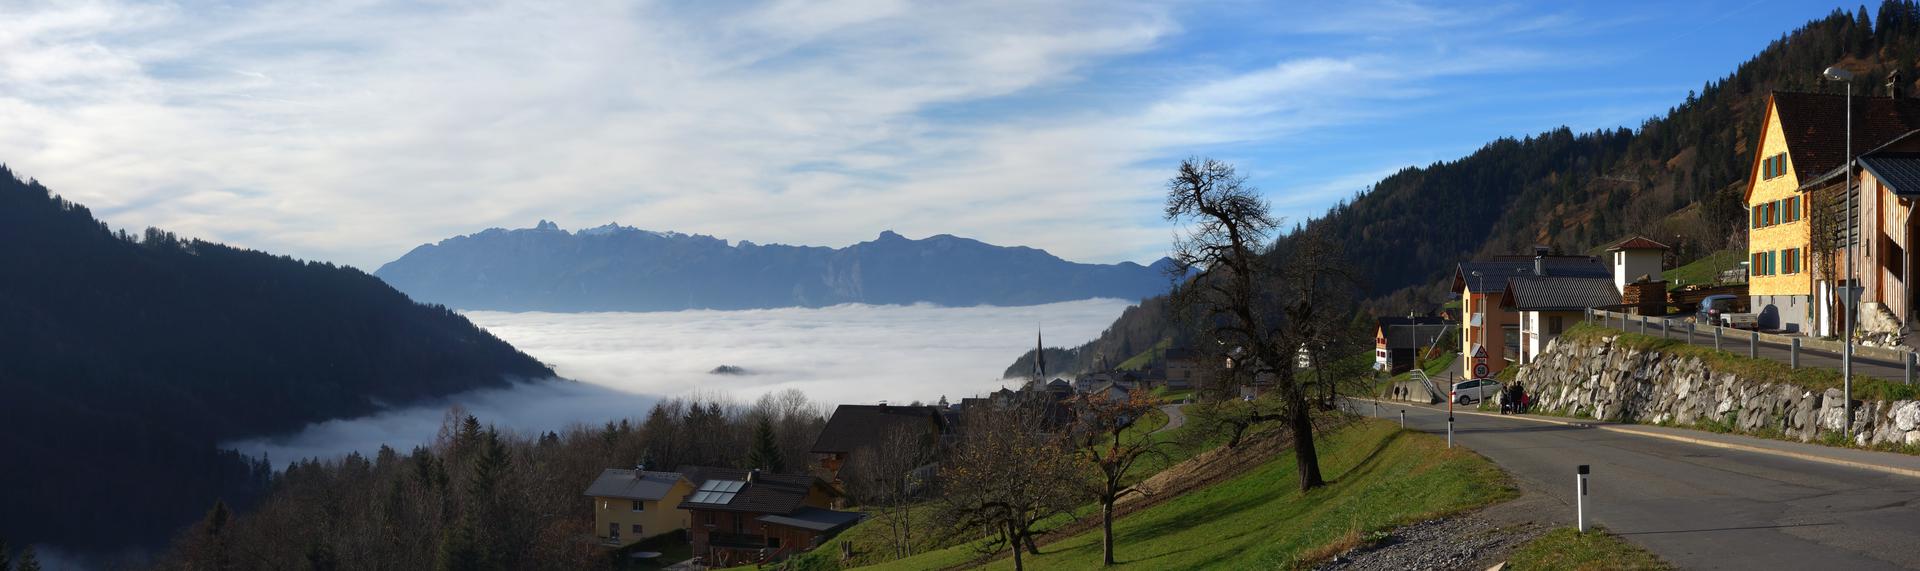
[1502, 236, 1669, 364]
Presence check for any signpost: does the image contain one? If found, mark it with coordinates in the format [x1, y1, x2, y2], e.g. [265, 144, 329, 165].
[1471, 345, 1491, 380]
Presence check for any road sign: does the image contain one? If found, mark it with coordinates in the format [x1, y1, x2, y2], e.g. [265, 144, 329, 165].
[1471, 344, 1490, 380]
[1472, 362, 1491, 378]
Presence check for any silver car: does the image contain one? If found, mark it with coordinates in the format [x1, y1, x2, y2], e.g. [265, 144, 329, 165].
[1451, 379, 1502, 405]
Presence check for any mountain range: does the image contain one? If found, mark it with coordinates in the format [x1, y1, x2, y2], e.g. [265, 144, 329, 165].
[374, 222, 1178, 311]
[0, 167, 553, 557]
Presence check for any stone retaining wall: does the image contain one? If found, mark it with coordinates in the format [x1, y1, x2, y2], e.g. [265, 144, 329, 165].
[1515, 331, 1920, 447]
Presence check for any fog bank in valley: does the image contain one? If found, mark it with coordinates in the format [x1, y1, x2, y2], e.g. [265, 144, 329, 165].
[226, 299, 1132, 462]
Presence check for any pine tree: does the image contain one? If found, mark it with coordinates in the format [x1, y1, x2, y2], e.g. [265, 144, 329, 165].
[13, 546, 36, 571]
[0, 536, 11, 571]
[747, 416, 785, 473]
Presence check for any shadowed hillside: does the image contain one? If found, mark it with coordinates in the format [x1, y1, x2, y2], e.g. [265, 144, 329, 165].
[0, 167, 554, 558]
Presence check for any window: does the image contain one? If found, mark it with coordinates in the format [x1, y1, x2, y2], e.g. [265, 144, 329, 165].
[768, 537, 783, 549]
[1547, 316, 1564, 335]
[1752, 252, 1765, 275]
[632, 500, 645, 512]
[631, 523, 643, 534]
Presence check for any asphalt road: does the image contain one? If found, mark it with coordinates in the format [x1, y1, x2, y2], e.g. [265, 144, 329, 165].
[1349, 400, 1920, 570]
[1156, 403, 1186, 434]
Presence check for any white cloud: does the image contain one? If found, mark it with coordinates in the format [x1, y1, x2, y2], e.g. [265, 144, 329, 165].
[0, 0, 1568, 269]
[224, 299, 1131, 462]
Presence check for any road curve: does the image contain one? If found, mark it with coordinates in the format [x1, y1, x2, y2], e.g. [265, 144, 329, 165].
[1347, 400, 1920, 570]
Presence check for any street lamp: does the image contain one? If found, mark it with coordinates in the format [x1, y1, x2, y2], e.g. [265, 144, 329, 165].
[1823, 65, 1855, 441]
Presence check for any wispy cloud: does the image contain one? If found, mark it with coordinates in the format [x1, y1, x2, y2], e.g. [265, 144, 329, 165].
[0, 0, 1615, 268]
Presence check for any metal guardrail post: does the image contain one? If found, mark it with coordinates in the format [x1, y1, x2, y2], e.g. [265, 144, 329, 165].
[1639, 315, 1647, 334]
[1749, 332, 1758, 359]
[1661, 318, 1669, 340]
[1687, 321, 1695, 343]
[1791, 338, 1800, 369]
[1714, 326, 1722, 352]
[1908, 353, 1915, 386]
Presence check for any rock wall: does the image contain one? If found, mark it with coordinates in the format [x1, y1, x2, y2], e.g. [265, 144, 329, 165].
[1515, 332, 1920, 447]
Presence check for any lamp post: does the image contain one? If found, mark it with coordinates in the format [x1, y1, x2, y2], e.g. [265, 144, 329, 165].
[1823, 65, 1855, 440]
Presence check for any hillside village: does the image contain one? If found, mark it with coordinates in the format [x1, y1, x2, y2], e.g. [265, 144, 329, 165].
[34, 5, 1920, 571]
[471, 67, 1920, 570]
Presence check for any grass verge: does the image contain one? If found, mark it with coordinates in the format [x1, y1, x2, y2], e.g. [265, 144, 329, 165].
[869, 418, 1513, 570]
[1505, 526, 1670, 570]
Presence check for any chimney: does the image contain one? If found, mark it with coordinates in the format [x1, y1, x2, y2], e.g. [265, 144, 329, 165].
[1890, 69, 1904, 98]
[747, 469, 760, 484]
[1533, 249, 1547, 276]
[633, 464, 646, 476]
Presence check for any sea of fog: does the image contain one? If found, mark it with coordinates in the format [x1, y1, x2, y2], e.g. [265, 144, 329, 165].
[225, 298, 1132, 462]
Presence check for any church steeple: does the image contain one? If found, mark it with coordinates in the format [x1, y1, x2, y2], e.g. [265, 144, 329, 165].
[1031, 328, 1046, 385]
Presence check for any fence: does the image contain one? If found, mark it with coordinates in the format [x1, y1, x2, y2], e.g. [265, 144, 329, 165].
[1583, 308, 1918, 384]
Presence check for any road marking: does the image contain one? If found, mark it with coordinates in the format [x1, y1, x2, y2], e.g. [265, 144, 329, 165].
[1355, 398, 1920, 480]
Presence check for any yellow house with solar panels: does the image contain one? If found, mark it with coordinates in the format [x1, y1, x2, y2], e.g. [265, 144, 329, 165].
[1747, 95, 1813, 332]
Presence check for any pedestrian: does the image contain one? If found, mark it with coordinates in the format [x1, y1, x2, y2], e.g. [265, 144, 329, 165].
[1511, 380, 1526, 414]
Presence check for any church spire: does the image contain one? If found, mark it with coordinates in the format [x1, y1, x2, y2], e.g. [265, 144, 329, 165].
[1032, 328, 1047, 385]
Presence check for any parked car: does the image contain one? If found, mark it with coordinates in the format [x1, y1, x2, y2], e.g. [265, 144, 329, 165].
[1694, 294, 1759, 330]
[1451, 379, 1502, 405]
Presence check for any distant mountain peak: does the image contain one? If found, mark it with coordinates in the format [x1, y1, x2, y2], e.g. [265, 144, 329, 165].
[376, 226, 1172, 311]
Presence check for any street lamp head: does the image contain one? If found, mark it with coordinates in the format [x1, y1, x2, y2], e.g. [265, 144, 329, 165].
[1824, 66, 1854, 81]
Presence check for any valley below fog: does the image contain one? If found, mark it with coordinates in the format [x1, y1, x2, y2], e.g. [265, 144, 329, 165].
[225, 298, 1132, 463]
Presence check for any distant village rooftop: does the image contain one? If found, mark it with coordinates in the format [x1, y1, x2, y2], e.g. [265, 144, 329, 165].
[583, 469, 686, 501]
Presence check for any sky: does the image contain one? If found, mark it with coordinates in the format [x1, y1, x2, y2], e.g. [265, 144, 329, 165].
[224, 298, 1131, 462]
[0, 0, 1860, 269]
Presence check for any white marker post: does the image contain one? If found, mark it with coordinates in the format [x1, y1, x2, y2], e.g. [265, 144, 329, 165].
[1399, 409, 1407, 429]
[1576, 464, 1591, 532]
[1446, 390, 1455, 449]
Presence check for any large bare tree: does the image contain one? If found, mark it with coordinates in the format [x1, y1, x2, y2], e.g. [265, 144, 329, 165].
[1164, 157, 1360, 491]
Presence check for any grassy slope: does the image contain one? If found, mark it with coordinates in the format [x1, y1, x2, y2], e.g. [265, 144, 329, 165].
[1506, 527, 1671, 571]
[1663, 248, 1742, 290]
[863, 419, 1512, 570]
[1116, 338, 1172, 371]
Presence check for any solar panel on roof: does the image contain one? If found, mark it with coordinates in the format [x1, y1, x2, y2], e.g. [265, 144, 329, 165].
[690, 480, 744, 504]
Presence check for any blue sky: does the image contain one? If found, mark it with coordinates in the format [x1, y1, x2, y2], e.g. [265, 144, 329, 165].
[0, 0, 1858, 269]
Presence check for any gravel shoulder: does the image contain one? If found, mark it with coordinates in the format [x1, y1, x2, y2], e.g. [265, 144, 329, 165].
[1315, 475, 1569, 571]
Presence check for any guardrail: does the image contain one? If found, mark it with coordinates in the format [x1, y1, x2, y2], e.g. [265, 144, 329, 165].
[1410, 369, 1443, 402]
[1583, 308, 1918, 384]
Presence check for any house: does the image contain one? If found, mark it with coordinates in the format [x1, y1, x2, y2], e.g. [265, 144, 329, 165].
[1453, 249, 1608, 378]
[1746, 89, 1920, 333]
[584, 468, 695, 547]
[1162, 348, 1209, 390]
[678, 466, 862, 566]
[1500, 276, 1621, 364]
[1373, 316, 1452, 374]
[809, 404, 946, 485]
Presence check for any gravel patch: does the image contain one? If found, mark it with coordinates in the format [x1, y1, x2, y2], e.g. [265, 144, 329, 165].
[1315, 478, 1566, 571]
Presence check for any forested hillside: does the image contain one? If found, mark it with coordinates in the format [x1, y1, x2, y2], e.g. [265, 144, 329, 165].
[1009, 3, 1920, 377]
[0, 167, 554, 559]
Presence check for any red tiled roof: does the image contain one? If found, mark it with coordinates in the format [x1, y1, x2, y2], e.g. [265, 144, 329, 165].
[1768, 92, 1920, 188]
[1606, 236, 1669, 251]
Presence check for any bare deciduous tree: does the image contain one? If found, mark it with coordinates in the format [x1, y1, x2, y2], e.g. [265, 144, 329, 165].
[1164, 157, 1361, 491]
[936, 404, 1079, 571]
[1068, 390, 1168, 566]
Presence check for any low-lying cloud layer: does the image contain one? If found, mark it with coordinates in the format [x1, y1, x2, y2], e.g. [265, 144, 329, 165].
[226, 299, 1130, 462]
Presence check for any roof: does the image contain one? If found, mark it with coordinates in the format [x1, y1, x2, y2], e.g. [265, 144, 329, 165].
[676, 466, 827, 514]
[584, 469, 686, 501]
[1858, 152, 1920, 196]
[757, 507, 867, 532]
[1606, 236, 1670, 252]
[1763, 92, 1920, 194]
[1452, 256, 1607, 294]
[810, 404, 946, 454]
[1500, 276, 1621, 312]
[1377, 318, 1450, 349]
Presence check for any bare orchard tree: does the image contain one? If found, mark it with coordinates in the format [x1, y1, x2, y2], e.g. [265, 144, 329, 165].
[1068, 390, 1169, 566]
[936, 404, 1080, 571]
[1163, 156, 1358, 491]
[845, 429, 938, 559]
